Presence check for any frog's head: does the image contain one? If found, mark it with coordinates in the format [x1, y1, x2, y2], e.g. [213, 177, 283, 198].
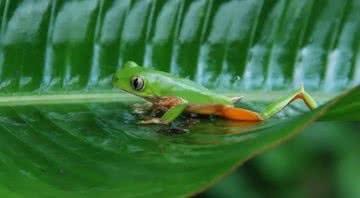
[112, 61, 154, 98]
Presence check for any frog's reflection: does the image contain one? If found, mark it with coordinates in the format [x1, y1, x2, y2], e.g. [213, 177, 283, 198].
[195, 120, 263, 134]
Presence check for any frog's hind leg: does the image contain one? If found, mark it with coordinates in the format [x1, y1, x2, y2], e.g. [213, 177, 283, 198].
[260, 85, 318, 120]
[188, 85, 317, 121]
[220, 106, 263, 121]
[187, 104, 263, 121]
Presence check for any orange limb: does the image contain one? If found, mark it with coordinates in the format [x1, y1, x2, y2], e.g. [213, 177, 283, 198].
[187, 104, 263, 121]
[221, 106, 263, 121]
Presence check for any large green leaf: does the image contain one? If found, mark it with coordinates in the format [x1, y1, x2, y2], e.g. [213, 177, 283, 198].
[0, 87, 357, 198]
[0, 0, 359, 197]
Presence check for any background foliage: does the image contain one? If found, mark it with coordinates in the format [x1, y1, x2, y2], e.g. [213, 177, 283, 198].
[0, 0, 359, 93]
[199, 122, 360, 198]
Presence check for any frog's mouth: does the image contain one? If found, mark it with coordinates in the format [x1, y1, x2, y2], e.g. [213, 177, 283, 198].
[112, 83, 132, 95]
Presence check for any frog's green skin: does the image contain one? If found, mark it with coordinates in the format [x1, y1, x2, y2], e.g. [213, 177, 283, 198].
[112, 61, 318, 124]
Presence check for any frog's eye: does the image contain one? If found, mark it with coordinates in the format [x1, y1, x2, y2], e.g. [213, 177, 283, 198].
[130, 76, 145, 91]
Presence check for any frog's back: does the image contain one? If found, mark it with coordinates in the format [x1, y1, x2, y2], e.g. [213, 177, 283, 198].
[144, 69, 233, 105]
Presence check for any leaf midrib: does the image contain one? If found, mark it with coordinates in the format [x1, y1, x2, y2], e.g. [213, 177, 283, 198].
[0, 91, 337, 106]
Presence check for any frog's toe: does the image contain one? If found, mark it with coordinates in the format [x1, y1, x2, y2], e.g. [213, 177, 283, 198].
[132, 103, 153, 109]
[231, 96, 244, 103]
[138, 118, 170, 125]
[132, 109, 147, 114]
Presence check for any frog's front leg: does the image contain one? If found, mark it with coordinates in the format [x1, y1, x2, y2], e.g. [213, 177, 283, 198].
[139, 103, 188, 124]
[139, 97, 188, 125]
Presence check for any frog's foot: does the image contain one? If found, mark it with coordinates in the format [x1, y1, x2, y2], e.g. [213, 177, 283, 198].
[132, 103, 153, 109]
[138, 118, 170, 125]
[132, 103, 153, 114]
[133, 108, 147, 114]
[231, 96, 244, 103]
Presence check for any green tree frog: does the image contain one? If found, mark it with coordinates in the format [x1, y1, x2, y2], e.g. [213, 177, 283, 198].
[112, 61, 318, 124]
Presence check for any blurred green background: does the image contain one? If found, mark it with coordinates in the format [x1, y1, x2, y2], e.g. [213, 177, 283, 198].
[198, 122, 360, 198]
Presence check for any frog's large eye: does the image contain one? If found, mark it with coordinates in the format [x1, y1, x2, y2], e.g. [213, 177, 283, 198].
[130, 76, 145, 91]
